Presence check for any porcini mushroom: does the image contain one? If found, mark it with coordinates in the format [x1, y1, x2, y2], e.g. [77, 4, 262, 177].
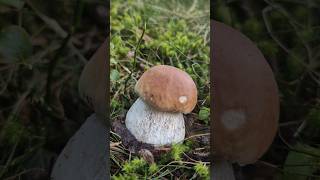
[78, 40, 108, 121]
[51, 39, 108, 180]
[125, 65, 198, 146]
[212, 21, 279, 179]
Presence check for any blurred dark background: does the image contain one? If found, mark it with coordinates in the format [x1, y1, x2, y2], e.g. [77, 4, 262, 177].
[0, 0, 107, 179]
[2, 0, 320, 179]
[213, 0, 320, 179]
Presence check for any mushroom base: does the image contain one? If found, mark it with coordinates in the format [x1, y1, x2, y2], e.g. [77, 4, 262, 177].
[125, 98, 185, 147]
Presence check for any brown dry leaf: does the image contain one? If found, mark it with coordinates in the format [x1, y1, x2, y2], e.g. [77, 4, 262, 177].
[138, 149, 154, 164]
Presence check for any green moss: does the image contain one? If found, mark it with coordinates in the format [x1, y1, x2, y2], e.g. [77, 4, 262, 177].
[123, 158, 147, 173]
[198, 107, 210, 124]
[194, 162, 209, 179]
[171, 144, 189, 161]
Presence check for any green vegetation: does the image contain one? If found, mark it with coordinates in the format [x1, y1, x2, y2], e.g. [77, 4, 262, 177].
[110, 0, 210, 179]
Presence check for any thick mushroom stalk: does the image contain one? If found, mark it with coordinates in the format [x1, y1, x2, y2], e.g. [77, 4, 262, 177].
[51, 114, 108, 180]
[125, 65, 198, 147]
[126, 98, 185, 146]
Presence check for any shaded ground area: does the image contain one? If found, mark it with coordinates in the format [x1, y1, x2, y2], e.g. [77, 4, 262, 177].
[0, 1, 107, 179]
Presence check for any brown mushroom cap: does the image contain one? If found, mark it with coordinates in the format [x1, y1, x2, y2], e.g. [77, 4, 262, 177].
[212, 20, 279, 164]
[79, 38, 108, 121]
[135, 65, 198, 113]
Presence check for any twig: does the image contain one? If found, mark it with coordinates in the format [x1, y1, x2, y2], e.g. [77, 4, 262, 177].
[110, 142, 122, 148]
[279, 120, 303, 127]
[278, 130, 320, 158]
[25, 0, 87, 64]
[293, 120, 307, 138]
[184, 133, 210, 141]
[123, 23, 146, 96]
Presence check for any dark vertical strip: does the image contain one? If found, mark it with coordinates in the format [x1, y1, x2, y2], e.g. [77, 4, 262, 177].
[210, 0, 214, 20]
[210, 1, 215, 178]
[106, 0, 111, 179]
[210, 19, 214, 179]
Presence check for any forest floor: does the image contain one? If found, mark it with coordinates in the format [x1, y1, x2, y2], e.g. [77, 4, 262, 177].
[110, 0, 211, 179]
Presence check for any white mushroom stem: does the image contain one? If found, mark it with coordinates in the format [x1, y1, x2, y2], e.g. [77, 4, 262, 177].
[51, 114, 108, 180]
[125, 98, 185, 147]
[212, 160, 236, 180]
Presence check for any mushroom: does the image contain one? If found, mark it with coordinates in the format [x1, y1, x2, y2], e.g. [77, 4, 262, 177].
[125, 65, 198, 147]
[78, 40, 108, 122]
[212, 20, 279, 179]
[51, 39, 108, 180]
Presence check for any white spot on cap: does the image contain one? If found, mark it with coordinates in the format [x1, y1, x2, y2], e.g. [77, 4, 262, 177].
[221, 110, 246, 130]
[179, 96, 187, 104]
